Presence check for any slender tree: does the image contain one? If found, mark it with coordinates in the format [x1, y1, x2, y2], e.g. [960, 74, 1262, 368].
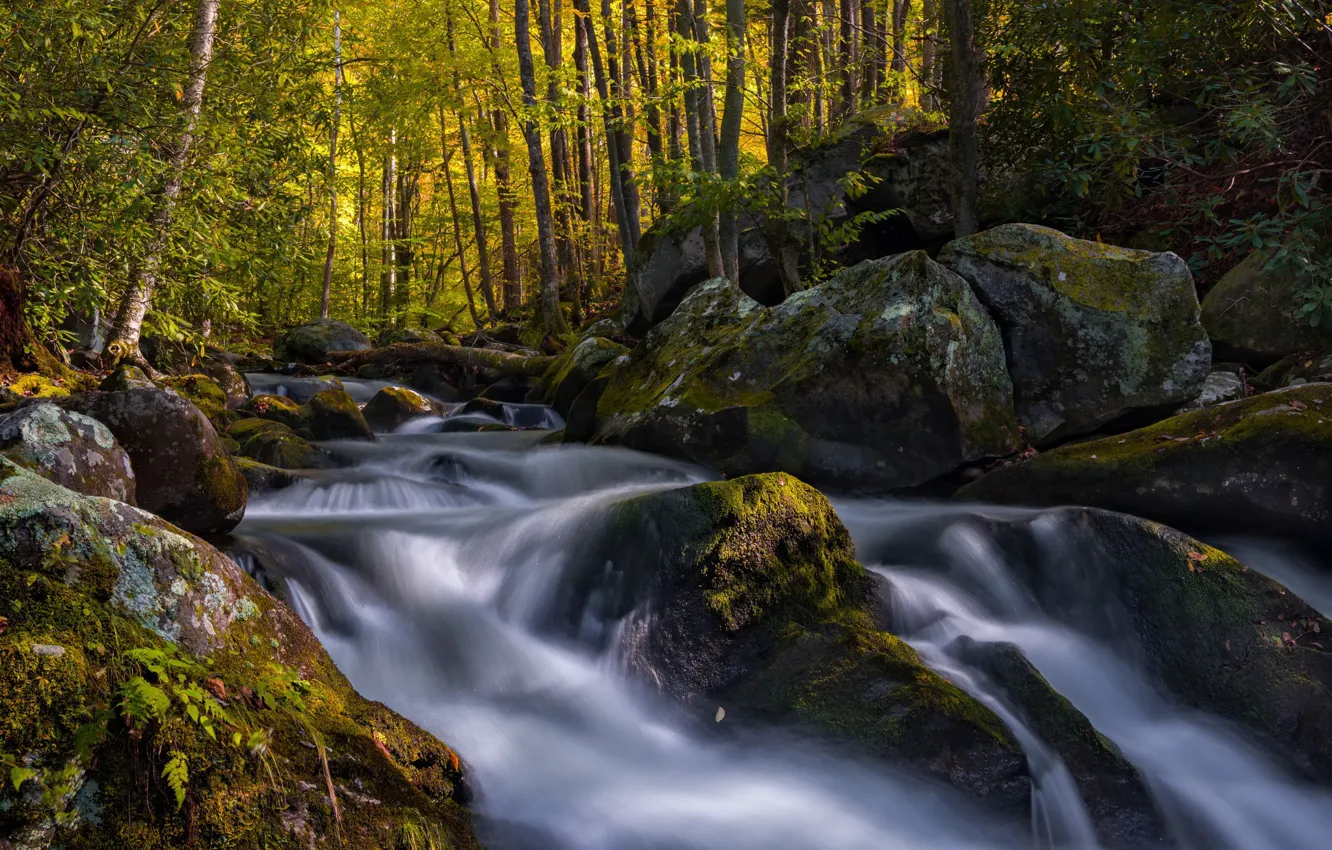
[489, 0, 522, 313]
[942, 0, 981, 235]
[320, 9, 343, 319]
[108, 0, 220, 363]
[515, 0, 569, 334]
[717, 0, 745, 283]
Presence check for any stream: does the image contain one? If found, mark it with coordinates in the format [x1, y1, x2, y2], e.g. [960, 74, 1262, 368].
[233, 378, 1332, 850]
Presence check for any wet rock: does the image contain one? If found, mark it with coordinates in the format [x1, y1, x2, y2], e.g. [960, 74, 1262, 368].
[1176, 370, 1244, 412]
[530, 336, 628, 418]
[959, 384, 1332, 545]
[199, 356, 252, 408]
[63, 388, 246, 535]
[273, 318, 371, 364]
[0, 403, 135, 503]
[305, 389, 375, 441]
[160, 373, 230, 423]
[363, 386, 435, 432]
[245, 373, 344, 404]
[1201, 246, 1332, 362]
[940, 224, 1211, 445]
[241, 393, 310, 433]
[0, 460, 479, 848]
[228, 418, 321, 469]
[595, 252, 1019, 491]
[234, 456, 311, 493]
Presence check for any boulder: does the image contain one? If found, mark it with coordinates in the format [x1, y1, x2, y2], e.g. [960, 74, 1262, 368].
[241, 393, 310, 433]
[305, 389, 375, 441]
[363, 386, 435, 431]
[99, 362, 155, 392]
[939, 224, 1211, 445]
[0, 403, 135, 502]
[228, 418, 322, 469]
[1252, 350, 1332, 391]
[160, 373, 230, 423]
[1176, 370, 1245, 412]
[63, 388, 246, 535]
[959, 384, 1332, 544]
[273, 318, 371, 364]
[245, 373, 344, 404]
[234, 456, 312, 493]
[594, 252, 1020, 491]
[1201, 246, 1332, 362]
[199, 355, 252, 408]
[620, 126, 957, 337]
[0, 460, 479, 848]
[529, 336, 628, 418]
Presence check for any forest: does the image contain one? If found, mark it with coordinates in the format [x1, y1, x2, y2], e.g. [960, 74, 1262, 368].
[3, 2, 1332, 850]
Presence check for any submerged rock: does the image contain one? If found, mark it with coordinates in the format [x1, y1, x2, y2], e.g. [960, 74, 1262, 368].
[306, 389, 375, 441]
[0, 460, 479, 848]
[940, 224, 1211, 445]
[1201, 246, 1332, 362]
[363, 386, 435, 431]
[64, 388, 246, 535]
[0, 403, 135, 502]
[273, 318, 371, 364]
[594, 252, 1019, 491]
[960, 384, 1332, 544]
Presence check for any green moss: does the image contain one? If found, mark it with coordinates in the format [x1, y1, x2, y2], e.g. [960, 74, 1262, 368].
[162, 374, 229, 423]
[4, 373, 71, 398]
[304, 389, 374, 441]
[228, 418, 321, 469]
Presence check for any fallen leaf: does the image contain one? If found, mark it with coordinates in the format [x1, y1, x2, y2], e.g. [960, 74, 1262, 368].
[1291, 400, 1308, 411]
[204, 677, 227, 700]
[1187, 551, 1206, 562]
[0, 616, 7, 635]
[715, 706, 726, 723]
[1224, 639, 1231, 651]
[1282, 631, 1293, 645]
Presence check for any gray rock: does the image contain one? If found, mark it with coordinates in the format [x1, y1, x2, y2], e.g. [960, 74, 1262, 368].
[1201, 246, 1332, 362]
[273, 319, 371, 364]
[1177, 370, 1244, 412]
[0, 403, 135, 503]
[595, 251, 1020, 490]
[940, 224, 1211, 445]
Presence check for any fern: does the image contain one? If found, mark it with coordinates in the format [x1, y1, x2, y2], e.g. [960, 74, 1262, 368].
[162, 751, 188, 810]
[119, 676, 171, 725]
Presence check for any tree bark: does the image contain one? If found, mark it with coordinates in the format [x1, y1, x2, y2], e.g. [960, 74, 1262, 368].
[347, 82, 371, 319]
[718, 0, 745, 284]
[574, 18, 602, 291]
[380, 139, 396, 328]
[921, 0, 940, 110]
[684, 0, 724, 279]
[439, 107, 482, 329]
[108, 0, 219, 362]
[515, 0, 570, 335]
[942, 0, 980, 236]
[603, 0, 643, 248]
[320, 9, 343, 319]
[576, 0, 637, 265]
[890, 0, 912, 102]
[447, 12, 498, 321]
[490, 0, 522, 313]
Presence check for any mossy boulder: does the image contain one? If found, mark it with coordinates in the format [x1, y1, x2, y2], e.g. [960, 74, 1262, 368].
[940, 224, 1211, 445]
[0, 460, 479, 849]
[199, 355, 252, 408]
[0, 403, 135, 503]
[161, 373, 230, 423]
[305, 389, 375, 442]
[242, 393, 311, 433]
[234, 456, 312, 493]
[960, 384, 1332, 544]
[1252, 349, 1332, 391]
[273, 319, 371, 364]
[1201, 246, 1332, 362]
[63, 388, 246, 535]
[98, 362, 155, 392]
[362, 386, 435, 432]
[530, 336, 627, 418]
[594, 252, 1020, 491]
[228, 418, 321, 470]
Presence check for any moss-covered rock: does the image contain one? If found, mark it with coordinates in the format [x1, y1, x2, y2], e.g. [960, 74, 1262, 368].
[362, 386, 435, 432]
[1201, 246, 1332, 362]
[0, 460, 479, 849]
[0, 403, 135, 503]
[98, 362, 155, 392]
[228, 418, 321, 470]
[959, 384, 1332, 544]
[199, 355, 252, 409]
[940, 224, 1211, 445]
[1252, 349, 1332, 391]
[161, 373, 230, 423]
[594, 252, 1019, 491]
[234, 456, 312, 493]
[304, 389, 375, 442]
[530, 336, 627, 418]
[242, 393, 311, 434]
[273, 319, 371, 364]
[3, 373, 72, 399]
[63, 388, 247, 535]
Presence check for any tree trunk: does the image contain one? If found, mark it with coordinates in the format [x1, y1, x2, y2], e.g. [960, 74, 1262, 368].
[490, 0, 522, 314]
[108, 0, 219, 362]
[942, 0, 980, 236]
[515, 0, 569, 335]
[576, 0, 637, 265]
[448, 12, 498, 321]
[440, 107, 482, 329]
[320, 9, 343, 319]
[838, 0, 859, 116]
[890, 0, 912, 102]
[574, 19, 602, 293]
[394, 160, 416, 326]
[921, 0, 939, 110]
[381, 143, 396, 328]
[685, 0, 724, 279]
[767, 0, 802, 295]
[859, 0, 878, 104]
[347, 84, 371, 319]
[718, 0, 745, 284]
[603, 0, 643, 247]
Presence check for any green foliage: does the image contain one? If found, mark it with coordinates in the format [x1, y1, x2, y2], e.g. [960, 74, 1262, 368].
[161, 750, 189, 810]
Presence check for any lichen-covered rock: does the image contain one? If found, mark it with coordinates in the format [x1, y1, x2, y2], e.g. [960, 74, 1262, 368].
[228, 418, 322, 469]
[362, 386, 435, 432]
[98, 362, 155, 392]
[378, 326, 443, 346]
[595, 252, 1019, 491]
[1176, 370, 1244, 412]
[1201, 246, 1332, 362]
[0, 460, 479, 849]
[305, 389, 375, 441]
[273, 318, 371, 364]
[940, 224, 1211, 445]
[63, 388, 247, 535]
[959, 384, 1332, 544]
[0, 403, 135, 502]
[242, 393, 311, 433]
[530, 336, 628, 418]
[161, 373, 230, 423]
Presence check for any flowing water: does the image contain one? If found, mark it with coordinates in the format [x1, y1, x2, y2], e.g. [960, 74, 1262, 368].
[233, 381, 1332, 849]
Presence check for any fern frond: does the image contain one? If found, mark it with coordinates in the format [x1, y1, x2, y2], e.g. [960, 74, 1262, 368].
[162, 751, 188, 810]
